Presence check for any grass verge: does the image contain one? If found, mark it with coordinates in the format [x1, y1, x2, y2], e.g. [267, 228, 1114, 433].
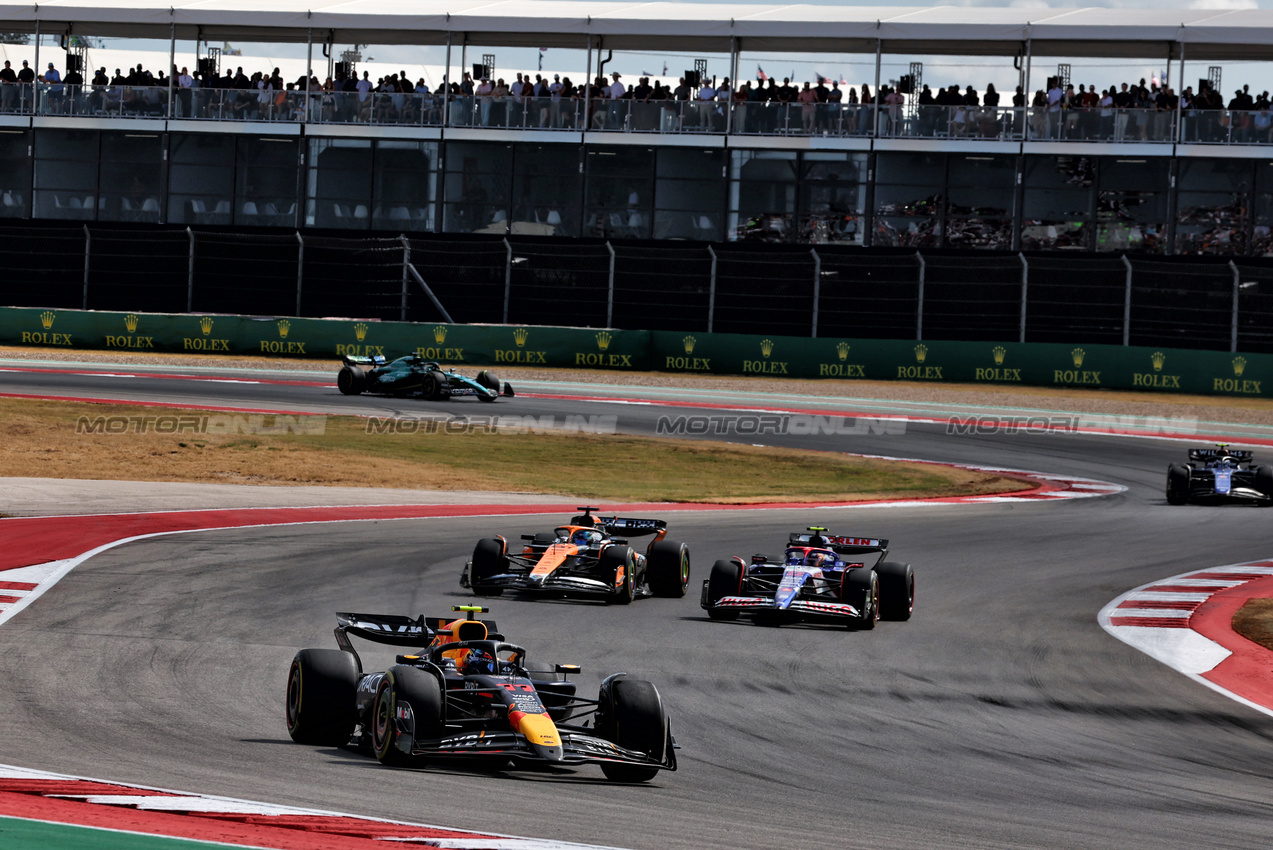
[0, 397, 1027, 503]
[1233, 598, 1273, 652]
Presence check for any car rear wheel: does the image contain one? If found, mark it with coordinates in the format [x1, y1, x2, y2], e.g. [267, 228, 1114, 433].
[875, 561, 914, 621]
[599, 678, 666, 783]
[1255, 465, 1273, 502]
[647, 540, 690, 597]
[336, 365, 366, 396]
[419, 370, 448, 401]
[1166, 463, 1191, 505]
[470, 538, 506, 597]
[372, 666, 444, 766]
[706, 559, 742, 620]
[842, 567, 879, 630]
[285, 648, 359, 746]
[601, 546, 636, 604]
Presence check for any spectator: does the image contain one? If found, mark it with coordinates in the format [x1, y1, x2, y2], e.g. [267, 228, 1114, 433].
[1, 61, 17, 113]
[798, 81, 817, 132]
[42, 62, 62, 113]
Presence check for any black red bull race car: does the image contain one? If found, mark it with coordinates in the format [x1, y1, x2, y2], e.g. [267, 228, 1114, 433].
[701, 527, 915, 629]
[460, 507, 691, 602]
[285, 606, 676, 782]
[1166, 444, 1273, 505]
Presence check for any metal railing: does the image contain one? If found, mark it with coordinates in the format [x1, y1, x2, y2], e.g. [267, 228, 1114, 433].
[5, 82, 1273, 147]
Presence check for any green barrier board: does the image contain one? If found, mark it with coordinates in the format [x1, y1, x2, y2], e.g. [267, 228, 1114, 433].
[0, 306, 1265, 397]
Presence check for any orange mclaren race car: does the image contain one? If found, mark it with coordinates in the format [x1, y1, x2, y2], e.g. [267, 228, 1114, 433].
[285, 606, 676, 781]
[460, 507, 690, 603]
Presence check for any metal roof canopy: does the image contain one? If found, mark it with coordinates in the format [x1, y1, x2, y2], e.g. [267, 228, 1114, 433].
[2, 3, 1272, 60]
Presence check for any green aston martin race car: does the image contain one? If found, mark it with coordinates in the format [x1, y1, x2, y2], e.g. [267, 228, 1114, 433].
[337, 354, 514, 401]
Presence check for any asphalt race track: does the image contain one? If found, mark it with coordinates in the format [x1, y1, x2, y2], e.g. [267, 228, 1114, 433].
[3, 361, 1273, 849]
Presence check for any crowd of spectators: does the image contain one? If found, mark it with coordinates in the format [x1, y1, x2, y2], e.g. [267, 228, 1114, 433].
[1, 58, 1271, 143]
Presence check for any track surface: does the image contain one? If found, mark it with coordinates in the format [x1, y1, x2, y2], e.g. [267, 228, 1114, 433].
[3, 362, 1273, 849]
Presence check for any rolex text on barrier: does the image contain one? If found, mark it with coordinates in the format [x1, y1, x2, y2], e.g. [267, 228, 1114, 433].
[0, 307, 1267, 398]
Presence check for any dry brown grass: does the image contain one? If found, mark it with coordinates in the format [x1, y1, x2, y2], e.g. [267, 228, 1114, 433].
[1232, 598, 1273, 651]
[0, 397, 1026, 503]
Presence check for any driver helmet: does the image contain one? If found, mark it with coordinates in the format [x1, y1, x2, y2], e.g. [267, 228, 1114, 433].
[571, 529, 601, 547]
[804, 550, 834, 569]
[1216, 452, 1233, 466]
[463, 648, 497, 675]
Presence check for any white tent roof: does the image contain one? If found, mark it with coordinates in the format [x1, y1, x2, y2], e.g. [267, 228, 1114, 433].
[1, 3, 1270, 58]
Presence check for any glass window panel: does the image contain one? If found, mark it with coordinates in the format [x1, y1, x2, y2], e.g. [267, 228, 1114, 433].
[1020, 222, 1090, 251]
[0, 130, 30, 218]
[374, 140, 437, 232]
[1179, 158, 1253, 193]
[657, 148, 725, 180]
[944, 218, 1014, 250]
[1024, 155, 1094, 189]
[584, 147, 654, 239]
[100, 131, 162, 162]
[873, 186, 942, 217]
[947, 155, 1016, 189]
[1099, 157, 1169, 192]
[235, 137, 299, 227]
[170, 132, 234, 166]
[875, 152, 945, 186]
[307, 139, 372, 229]
[872, 216, 940, 248]
[33, 130, 98, 221]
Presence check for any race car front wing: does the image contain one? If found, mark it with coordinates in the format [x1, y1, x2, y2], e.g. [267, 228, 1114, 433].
[409, 727, 676, 772]
[701, 582, 862, 620]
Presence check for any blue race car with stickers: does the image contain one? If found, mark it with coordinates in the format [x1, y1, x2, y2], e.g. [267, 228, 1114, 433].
[701, 527, 915, 629]
[285, 606, 676, 782]
[1167, 445, 1273, 505]
[337, 353, 514, 401]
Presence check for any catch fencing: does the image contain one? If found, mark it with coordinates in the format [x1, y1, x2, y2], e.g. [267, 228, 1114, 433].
[3, 223, 1273, 354]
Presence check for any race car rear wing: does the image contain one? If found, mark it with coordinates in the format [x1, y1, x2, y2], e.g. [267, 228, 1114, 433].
[1189, 448, 1253, 462]
[341, 354, 387, 367]
[567, 506, 667, 536]
[789, 530, 889, 555]
[334, 613, 435, 674]
[598, 517, 667, 536]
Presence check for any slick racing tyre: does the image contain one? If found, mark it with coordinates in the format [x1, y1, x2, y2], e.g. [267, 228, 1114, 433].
[470, 538, 507, 597]
[372, 665, 444, 767]
[1166, 464, 1191, 505]
[285, 648, 359, 746]
[336, 365, 366, 396]
[601, 545, 636, 605]
[706, 559, 742, 621]
[647, 540, 691, 598]
[476, 370, 501, 401]
[841, 567, 879, 630]
[599, 678, 667, 783]
[1255, 465, 1273, 503]
[419, 369, 448, 401]
[875, 561, 914, 621]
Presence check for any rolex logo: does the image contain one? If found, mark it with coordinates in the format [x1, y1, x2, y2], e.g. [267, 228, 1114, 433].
[124, 314, 139, 333]
[514, 328, 529, 347]
[354, 323, 368, 342]
[433, 326, 448, 344]
[683, 335, 696, 354]
[1151, 351, 1165, 372]
[199, 316, 214, 335]
[596, 331, 612, 351]
[1234, 356, 1248, 377]
[992, 346, 1005, 366]
[277, 319, 290, 338]
[836, 342, 850, 362]
[40, 311, 55, 329]
[1071, 348, 1085, 367]
[760, 339, 774, 358]
[914, 344, 928, 364]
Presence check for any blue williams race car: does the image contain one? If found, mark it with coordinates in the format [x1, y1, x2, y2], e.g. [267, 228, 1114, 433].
[1166, 445, 1273, 505]
[701, 528, 915, 629]
[337, 353, 514, 401]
